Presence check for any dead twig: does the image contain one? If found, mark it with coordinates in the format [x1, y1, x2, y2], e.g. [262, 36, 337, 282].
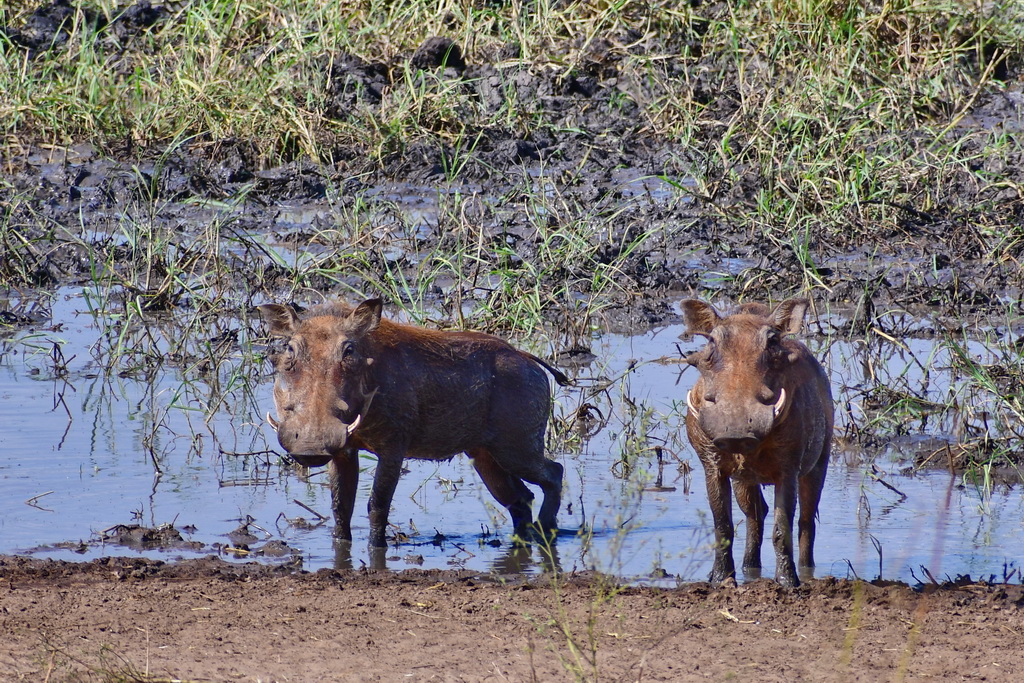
[26, 491, 55, 508]
[292, 498, 328, 521]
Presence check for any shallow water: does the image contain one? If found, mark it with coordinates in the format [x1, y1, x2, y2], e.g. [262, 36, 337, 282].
[0, 290, 1020, 584]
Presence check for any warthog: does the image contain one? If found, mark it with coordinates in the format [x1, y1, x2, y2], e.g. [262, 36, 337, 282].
[681, 298, 833, 587]
[258, 298, 566, 547]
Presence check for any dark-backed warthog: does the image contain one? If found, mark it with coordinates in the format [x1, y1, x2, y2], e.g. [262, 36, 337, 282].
[258, 298, 566, 547]
[682, 298, 833, 587]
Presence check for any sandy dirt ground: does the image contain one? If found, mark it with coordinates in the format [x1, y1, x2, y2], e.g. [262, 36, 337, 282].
[1, 556, 1022, 682]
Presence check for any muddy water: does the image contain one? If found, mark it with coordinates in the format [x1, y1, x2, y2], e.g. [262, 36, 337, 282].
[0, 290, 1020, 584]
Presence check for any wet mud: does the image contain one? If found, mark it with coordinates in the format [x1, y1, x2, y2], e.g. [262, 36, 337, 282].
[3, 2, 1023, 331]
[22, 521, 305, 564]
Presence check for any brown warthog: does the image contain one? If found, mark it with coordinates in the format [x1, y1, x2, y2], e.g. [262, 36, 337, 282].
[681, 298, 833, 587]
[258, 298, 566, 547]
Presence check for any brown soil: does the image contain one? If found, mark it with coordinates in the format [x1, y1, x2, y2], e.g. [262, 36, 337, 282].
[2, 556, 1022, 682]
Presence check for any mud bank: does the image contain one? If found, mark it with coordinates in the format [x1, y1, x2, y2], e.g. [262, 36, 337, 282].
[1, 555, 1023, 681]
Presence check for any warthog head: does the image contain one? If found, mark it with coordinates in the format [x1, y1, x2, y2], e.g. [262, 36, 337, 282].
[258, 299, 382, 467]
[682, 298, 810, 455]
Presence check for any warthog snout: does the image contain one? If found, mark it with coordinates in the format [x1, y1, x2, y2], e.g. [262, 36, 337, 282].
[682, 297, 833, 588]
[686, 387, 787, 454]
[265, 406, 365, 468]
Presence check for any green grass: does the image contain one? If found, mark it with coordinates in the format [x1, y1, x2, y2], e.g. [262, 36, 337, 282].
[3, 1, 1023, 297]
[2, 1, 1021, 164]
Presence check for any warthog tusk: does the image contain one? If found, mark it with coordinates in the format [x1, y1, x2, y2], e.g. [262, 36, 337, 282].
[686, 389, 699, 417]
[773, 387, 787, 420]
[346, 413, 362, 436]
[266, 412, 280, 431]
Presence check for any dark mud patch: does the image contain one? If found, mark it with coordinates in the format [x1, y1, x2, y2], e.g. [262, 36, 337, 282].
[23, 523, 304, 565]
[5, 135, 1022, 334]
[1, 0, 166, 56]
[98, 523, 203, 550]
[913, 441, 1024, 476]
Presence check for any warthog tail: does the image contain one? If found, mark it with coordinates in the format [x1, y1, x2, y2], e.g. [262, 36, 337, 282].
[524, 352, 572, 387]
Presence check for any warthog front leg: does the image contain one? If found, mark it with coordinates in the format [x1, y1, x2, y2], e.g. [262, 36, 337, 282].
[329, 448, 360, 541]
[734, 478, 768, 572]
[705, 468, 736, 583]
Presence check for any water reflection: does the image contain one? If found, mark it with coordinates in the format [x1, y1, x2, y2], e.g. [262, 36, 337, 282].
[0, 289, 1021, 584]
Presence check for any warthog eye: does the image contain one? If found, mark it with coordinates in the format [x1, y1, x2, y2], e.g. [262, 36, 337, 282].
[340, 341, 355, 360]
[763, 328, 787, 364]
[702, 340, 719, 365]
[685, 333, 720, 371]
[282, 342, 298, 370]
[685, 343, 714, 368]
[267, 340, 292, 369]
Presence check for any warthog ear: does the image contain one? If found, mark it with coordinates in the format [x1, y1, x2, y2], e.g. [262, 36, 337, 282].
[681, 299, 721, 335]
[770, 298, 810, 335]
[349, 298, 383, 336]
[258, 304, 300, 337]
